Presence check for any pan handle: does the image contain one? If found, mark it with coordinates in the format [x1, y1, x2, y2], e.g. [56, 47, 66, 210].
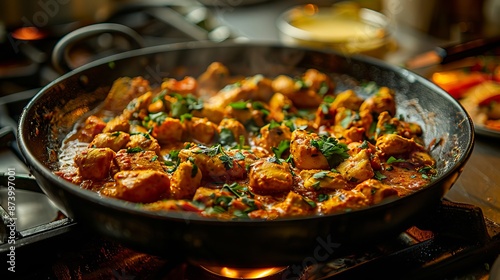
[51, 23, 145, 74]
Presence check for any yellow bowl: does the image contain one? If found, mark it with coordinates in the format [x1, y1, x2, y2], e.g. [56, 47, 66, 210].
[277, 3, 394, 57]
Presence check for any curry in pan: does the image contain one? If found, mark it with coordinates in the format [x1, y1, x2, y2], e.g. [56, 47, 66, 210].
[55, 62, 436, 220]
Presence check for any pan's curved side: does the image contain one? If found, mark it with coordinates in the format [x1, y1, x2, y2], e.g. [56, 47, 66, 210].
[18, 43, 474, 266]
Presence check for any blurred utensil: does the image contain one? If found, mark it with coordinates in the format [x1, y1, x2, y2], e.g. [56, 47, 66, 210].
[406, 36, 500, 70]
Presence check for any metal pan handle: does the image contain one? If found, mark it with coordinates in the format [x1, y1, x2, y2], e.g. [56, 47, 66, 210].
[51, 23, 145, 74]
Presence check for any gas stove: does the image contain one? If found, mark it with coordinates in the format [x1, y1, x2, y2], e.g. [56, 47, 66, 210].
[1, 1, 500, 279]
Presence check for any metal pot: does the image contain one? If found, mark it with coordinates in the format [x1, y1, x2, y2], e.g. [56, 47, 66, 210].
[17, 41, 474, 267]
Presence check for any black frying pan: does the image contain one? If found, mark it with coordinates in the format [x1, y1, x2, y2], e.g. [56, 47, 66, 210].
[18, 41, 474, 267]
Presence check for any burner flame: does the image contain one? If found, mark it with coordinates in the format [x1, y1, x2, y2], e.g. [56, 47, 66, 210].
[11, 27, 47, 41]
[201, 265, 287, 279]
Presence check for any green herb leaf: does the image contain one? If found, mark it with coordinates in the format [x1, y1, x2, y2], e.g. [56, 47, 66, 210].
[148, 112, 168, 124]
[219, 154, 233, 170]
[229, 101, 248, 110]
[233, 152, 245, 161]
[312, 171, 329, 180]
[126, 147, 144, 153]
[219, 128, 236, 146]
[374, 170, 387, 180]
[271, 140, 290, 160]
[180, 113, 193, 122]
[318, 81, 329, 96]
[318, 194, 329, 202]
[188, 157, 198, 178]
[386, 156, 406, 164]
[310, 135, 349, 168]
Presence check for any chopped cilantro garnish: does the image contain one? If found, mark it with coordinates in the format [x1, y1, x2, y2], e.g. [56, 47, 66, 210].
[312, 171, 329, 180]
[229, 101, 248, 110]
[359, 140, 369, 149]
[126, 147, 144, 153]
[295, 78, 308, 89]
[386, 156, 406, 164]
[268, 119, 281, 130]
[233, 152, 245, 161]
[271, 140, 290, 160]
[310, 135, 349, 167]
[179, 113, 193, 122]
[170, 93, 203, 118]
[219, 128, 236, 146]
[318, 81, 329, 96]
[131, 132, 151, 139]
[361, 81, 379, 96]
[151, 89, 167, 103]
[165, 149, 180, 173]
[188, 157, 198, 178]
[148, 112, 168, 124]
[219, 154, 233, 170]
[340, 110, 353, 128]
[374, 170, 387, 180]
[302, 195, 317, 208]
[318, 193, 329, 202]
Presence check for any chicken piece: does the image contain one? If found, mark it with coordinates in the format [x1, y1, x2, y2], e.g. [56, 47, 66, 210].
[74, 148, 115, 180]
[243, 74, 274, 102]
[332, 90, 364, 111]
[300, 170, 348, 191]
[193, 187, 218, 206]
[248, 159, 293, 195]
[336, 149, 374, 183]
[151, 117, 185, 144]
[272, 74, 324, 108]
[161, 76, 197, 96]
[170, 161, 202, 199]
[334, 107, 360, 129]
[129, 124, 149, 134]
[189, 101, 223, 123]
[271, 191, 314, 217]
[317, 191, 367, 214]
[268, 92, 295, 116]
[103, 77, 151, 113]
[254, 123, 292, 153]
[114, 149, 164, 172]
[341, 126, 365, 143]
[178, 145, 251, 182]
[114, 170, 170, 203]
[205, 82, 252, 110]
[103, 113, 131, 133]
[354, 179, 399, 204]
[359, 86, 396, 116]
[124, 91, 153, 116]
[289, 130, 329, 170]
[197, 62, 230, 98]
[218, 118, 248, 145]
[302, 68, 335, 95]
[89, 132, 130, 152]
[376, 134, 419, 156]
[184, 117, 218, 144]
[126, 133, 161, 155]
[78, 115, 106, 142]
[374, 111, 400, 139]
